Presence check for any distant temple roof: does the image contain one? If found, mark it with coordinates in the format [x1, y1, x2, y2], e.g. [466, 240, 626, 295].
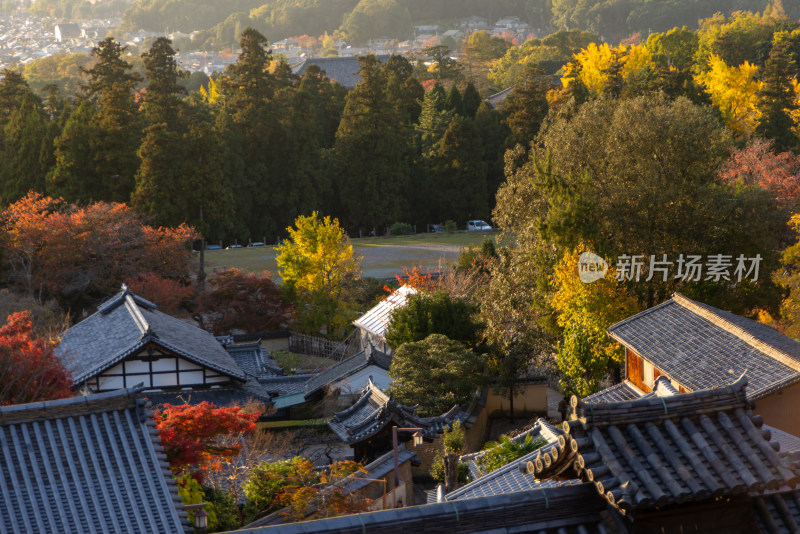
[328, 378, 469, 445]
[292, 55, 390, 89]
[608, 293, 800, 399]
[0, 388, 188, 534]
[304, 343, 392, 398]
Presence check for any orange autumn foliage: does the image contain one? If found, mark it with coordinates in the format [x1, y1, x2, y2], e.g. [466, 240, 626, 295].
[0, 311, 72, 405]
[0, 192, 196, 314]
[153, 401, 259, 480]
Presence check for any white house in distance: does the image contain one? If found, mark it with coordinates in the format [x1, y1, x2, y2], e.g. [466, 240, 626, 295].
[352, 284, 417, 354]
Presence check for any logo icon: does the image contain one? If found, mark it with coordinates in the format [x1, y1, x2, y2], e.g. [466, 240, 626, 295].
[578, 252, 608, 283]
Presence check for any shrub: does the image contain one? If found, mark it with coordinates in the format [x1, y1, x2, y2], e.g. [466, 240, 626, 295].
[429, 455, 470, 484]
[444, 220, 456, 233]
[389, 222, 413, 235]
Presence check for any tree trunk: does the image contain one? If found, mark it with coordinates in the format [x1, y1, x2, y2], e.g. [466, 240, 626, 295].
[444, 453, 459, 493]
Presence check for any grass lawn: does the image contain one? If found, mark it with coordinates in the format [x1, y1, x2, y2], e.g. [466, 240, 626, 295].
[258, 418, 330, 430]
[273, 350, 336, 372]
[202, 231, 497, 280]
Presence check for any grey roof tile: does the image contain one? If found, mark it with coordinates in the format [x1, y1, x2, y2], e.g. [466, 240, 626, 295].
[304, 343, 392, 397]
[583, 382, 645, 404]
[225, 483, 622, 534]
[0, 388, 188, 534]
[292, 55, 390, 88]
[328, 379, 469, 444]
[555, 377, 800, 513]
[56, 286, 246, 384]
[607, 293, 800, 398]
[753, 489, 800, 533]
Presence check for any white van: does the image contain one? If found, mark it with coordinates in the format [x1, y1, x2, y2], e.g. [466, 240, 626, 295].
[466, 220, 492, 231]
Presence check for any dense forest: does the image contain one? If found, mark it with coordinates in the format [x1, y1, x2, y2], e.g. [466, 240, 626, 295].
[2, 7, 800, 247]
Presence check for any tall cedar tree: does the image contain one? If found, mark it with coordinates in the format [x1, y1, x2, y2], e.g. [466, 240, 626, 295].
[0, 92, 48, 203]
[133, 39, 232, 236]
[502, 64, 551, 148]
[88, 40, 143, 203]
[217, 28, 290, 241]
[756, 33, 799, 152]
[334, 55, 412, 232]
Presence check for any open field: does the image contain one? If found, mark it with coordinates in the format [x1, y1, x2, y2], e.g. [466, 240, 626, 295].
[203, 231, 497, 280]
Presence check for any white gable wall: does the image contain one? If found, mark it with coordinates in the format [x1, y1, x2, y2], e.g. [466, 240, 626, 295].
[90, 346, 231, 392]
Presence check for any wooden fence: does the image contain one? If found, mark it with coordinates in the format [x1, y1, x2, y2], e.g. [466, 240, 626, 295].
[288, 331, 356, 361]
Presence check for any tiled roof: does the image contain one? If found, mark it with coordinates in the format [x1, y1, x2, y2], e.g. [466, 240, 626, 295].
[328, 379, 469, 445]
[56, 286, 246, 384]
[352, 285, 417, 340]
[607, 293, 800, 399]
[0, 388, 188, 534]
[754, 489, 800, 533]
[224, 341, 283, 378]
[227, 483, 624, 534]
[242, 445, 421, 529]
[545, 376, 800, 513]
[583, 381, 644, 404]
[764, 424, 800, 454]
[304, 343, 392, 397]
[292, 55, 390, 89]
[458, 418, 564, 481]
[445, 446, 581, 502]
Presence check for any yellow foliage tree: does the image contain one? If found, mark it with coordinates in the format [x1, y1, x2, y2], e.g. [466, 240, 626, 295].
[199, 76, 221, 104]
[550, 247, 639, 396]
[573, 42, 615, 95]
[276, 212, 362, 337]
[791, 79, 800, 143]
[621, 44, 654, 81]
[695, 54, 763, 137]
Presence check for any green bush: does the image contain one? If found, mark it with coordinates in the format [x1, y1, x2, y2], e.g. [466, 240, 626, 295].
[389, 222, 413, 235]
[429, 455, 471, 484]
[444, 220, 456, 233]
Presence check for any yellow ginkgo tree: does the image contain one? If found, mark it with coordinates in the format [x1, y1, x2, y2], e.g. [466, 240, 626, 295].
[276, 212, 362, 338]
[695, 54, 763, 137]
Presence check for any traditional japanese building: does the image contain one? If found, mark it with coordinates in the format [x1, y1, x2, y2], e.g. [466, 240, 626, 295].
[272, 342, 393, 412]
[532, 376, 800, 532]
[593, 293, 800, 436]
[0, 387, 188, 534]
[55, 285, 306, 407]
[352, 284, 417, 354]
[328, 379, 469, 466]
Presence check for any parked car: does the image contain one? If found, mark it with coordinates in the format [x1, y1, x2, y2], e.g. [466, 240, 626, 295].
[248, 242, 265, 247]
[466, 220, 492, 231]
[227, 244, 243, 249]
[206, 244, 222, 250]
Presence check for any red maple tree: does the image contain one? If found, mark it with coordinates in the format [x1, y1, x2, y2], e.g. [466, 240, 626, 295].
[718, 138, 800, 210]
[128, 272, 194, 314]
[154, 401, 259, 480]
[194, 268, 293, 335]
[0, 311, 72, 405]
[0, 192, 196, 316]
